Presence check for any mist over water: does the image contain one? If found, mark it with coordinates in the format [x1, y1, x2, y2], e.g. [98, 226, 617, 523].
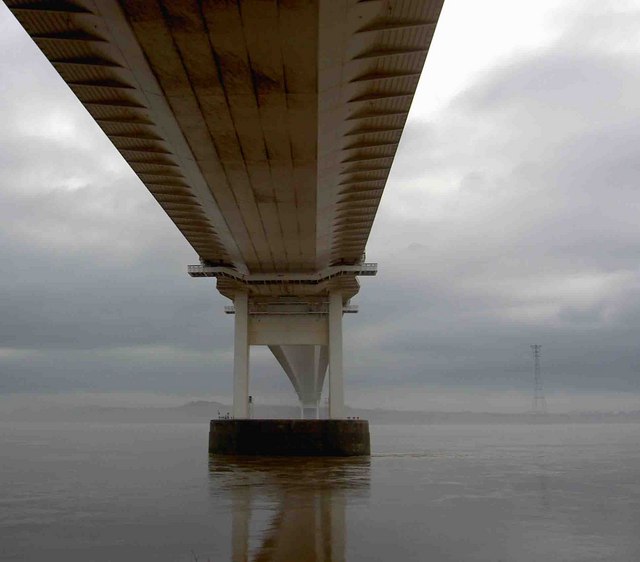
[1, 422, 639, 561]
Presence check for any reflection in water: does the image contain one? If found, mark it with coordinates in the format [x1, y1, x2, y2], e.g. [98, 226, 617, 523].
[209, 457, 370, 562]
[531, 447, 552, 513]
[535, 469, 552, 513]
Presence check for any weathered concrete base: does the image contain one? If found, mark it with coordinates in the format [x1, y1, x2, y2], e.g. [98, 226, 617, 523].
[209, 419, 370, 456]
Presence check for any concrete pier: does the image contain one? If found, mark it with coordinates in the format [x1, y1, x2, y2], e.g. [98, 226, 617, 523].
[209, 419, 370, 457]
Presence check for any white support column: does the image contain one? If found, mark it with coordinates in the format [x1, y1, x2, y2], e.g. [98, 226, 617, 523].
[233, 292, 250, 419]
[328, 291, 344, 419]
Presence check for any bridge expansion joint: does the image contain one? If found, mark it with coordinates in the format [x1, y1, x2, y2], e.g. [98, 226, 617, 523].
[223, 301, 358, 315]
[186, 263, 378, 284]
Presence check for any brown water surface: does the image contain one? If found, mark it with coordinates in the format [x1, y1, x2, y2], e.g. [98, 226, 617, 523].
[1, 422, 640, 561]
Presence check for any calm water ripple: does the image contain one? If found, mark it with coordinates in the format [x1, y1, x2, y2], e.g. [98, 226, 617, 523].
[1, 421, 639, 561]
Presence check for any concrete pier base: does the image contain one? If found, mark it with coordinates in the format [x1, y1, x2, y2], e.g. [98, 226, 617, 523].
[209, 419, 370, 456]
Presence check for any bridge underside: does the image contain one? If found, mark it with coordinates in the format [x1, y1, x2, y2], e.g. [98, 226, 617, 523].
[7, 0, 444, 419]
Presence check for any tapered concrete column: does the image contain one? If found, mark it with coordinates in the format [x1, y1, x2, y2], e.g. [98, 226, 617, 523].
[301, 401, 319, 419]
[233, 292, 250, 419]
[328, 291, 344, 419]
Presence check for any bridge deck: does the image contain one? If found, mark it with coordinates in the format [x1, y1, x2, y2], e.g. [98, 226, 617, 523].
[7, 0, 443, 298]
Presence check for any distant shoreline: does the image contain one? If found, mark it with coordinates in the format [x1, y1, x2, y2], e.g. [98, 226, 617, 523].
[2, 399, 640, 424]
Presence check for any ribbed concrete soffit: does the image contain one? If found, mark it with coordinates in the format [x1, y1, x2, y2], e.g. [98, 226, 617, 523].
[317, 0, 444, 270]
[6, 0, 444, 282]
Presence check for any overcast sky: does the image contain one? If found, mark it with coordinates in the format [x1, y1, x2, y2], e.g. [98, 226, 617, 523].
[2, 0, 640, 413]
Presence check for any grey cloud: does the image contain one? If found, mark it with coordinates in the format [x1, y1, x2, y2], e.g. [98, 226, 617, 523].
[347, 14, 640, 396]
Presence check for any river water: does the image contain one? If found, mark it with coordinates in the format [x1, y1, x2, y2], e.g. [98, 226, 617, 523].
[1, 422, 639, 561]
